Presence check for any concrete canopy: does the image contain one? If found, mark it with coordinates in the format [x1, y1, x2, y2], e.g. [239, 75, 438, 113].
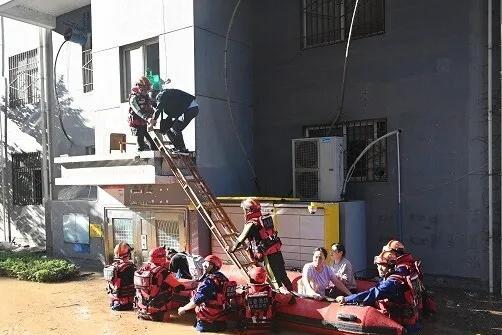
[0, 0, 90, 29]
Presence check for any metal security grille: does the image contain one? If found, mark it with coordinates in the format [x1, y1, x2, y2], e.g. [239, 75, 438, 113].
[302, 0, 385, 48]
[82, 49, 93, 93]
[12, 152, 42, 206]
[113, 218, 134, 247]
[156, 219, 180, 250]
[305, 119, 387, 181]
[8, 49, 39, 107]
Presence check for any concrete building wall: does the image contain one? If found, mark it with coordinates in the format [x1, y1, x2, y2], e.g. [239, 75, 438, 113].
[251, 0, 492, 283]
[91, 0, 195, 155]
[193, 0, 255, 195]
[0, 17, 94, 246]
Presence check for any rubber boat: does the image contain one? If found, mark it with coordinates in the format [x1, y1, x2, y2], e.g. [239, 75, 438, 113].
[218, 265, 406, 335]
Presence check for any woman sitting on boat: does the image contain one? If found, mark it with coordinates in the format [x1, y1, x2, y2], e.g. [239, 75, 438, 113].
[300, 247, 352, 300]
[330, 243, 357, 293]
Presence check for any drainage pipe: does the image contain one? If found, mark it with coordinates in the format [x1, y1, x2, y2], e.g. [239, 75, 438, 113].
[487, 0, 493, 296]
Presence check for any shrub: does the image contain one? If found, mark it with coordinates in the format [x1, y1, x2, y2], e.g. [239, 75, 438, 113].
[0, 251, 79, 282]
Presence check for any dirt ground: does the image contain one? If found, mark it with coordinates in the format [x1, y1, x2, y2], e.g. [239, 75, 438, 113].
[0, 274, 501, 335]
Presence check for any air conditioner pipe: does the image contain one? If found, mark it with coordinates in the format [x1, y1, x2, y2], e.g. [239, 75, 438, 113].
[341, 129, 402, 239]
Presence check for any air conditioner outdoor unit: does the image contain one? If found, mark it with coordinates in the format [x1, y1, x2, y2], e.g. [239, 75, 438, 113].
[292, 136, 345, 201]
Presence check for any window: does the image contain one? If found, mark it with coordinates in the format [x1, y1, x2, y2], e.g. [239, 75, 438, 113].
[82, 49, 93, 93]
[63, 214, 90, 244]
[120, 39, 160, 101]
[12, 152, 42, 205]
[305, 119, 387, 181]
[8, 49, 39, 107]
[302, 0, 385, 49]
[112, 218, 134, 247]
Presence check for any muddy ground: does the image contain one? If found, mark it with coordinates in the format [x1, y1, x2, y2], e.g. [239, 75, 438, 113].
[0, 274, 501, 335]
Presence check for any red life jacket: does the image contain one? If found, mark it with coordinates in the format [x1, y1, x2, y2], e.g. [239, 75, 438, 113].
[128, 88, 154, 127]
[377, 273, 420, 327]
[244, 284, 274, 332]
[396, 253, 425, 311]
[104, 260, 136, 305]
[134, 262, 176, 318]
[248, 214, 282, 260]
[195, 273, 237, 323]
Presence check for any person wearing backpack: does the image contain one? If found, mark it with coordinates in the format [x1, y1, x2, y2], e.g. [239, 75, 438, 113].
[134, 246, 186, 321]
[335, 251, 420, 332]
[104, 242, 136, 311]
[178, 255, 236, 332]
[239, 266, 294, 334]
[382, 240, 436, 317]
[229, 198, 293, 292]
[128, 76, 157, 152]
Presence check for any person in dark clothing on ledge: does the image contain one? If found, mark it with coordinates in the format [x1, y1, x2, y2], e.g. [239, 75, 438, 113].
[153, 84, 198, 154]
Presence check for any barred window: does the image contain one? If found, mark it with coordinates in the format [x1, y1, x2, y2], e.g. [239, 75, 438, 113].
[305, 119, 387, 181]
[8, 49, 39, 107]
[82, 49, 93, 93]
[302, 0, 385, 49]
[12, 152, 42, 206]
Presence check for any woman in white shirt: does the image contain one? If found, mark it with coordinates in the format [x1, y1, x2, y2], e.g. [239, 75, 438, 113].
[330, 243, 357, 293]
[301, 247, 351, 300]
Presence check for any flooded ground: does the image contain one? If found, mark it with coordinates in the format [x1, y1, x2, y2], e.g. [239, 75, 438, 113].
[0, 274, 501, 335]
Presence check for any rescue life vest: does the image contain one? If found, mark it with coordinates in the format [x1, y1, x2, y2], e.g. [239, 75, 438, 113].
[195, 273, 237, 323]
[377, 273, 421, 326]
[249, 214, 282, 260]
[244, 284, 274, 331]
[104, 260, 136, 304]
[396, 254, 426, 311]
[134, 263, 176, 317]
[128, 89, 155, 127]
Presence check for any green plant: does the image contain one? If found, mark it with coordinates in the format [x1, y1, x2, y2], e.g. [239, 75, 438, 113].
[0, 251, 79, 282]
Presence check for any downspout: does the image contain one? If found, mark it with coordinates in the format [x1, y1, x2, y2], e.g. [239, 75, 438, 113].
[38, 29, 50, 209]
[499, 0, 502, 298]
[487, 0, 493, 296]
[0, 16, 8, 242]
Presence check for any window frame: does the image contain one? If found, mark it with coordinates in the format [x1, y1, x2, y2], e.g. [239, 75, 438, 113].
[119, 37, 159, 102]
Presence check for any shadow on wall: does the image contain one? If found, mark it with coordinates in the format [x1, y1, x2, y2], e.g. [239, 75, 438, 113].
[0, 77, 95, 246]
[6, 76, 94, 156]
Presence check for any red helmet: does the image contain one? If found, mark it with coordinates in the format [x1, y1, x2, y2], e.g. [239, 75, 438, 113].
[241, 198, 261, 213]
[249, 266, 267, 284]
[374, 251, 397, 266]
[382, 240, 405, 254]
[204, 255, 222, 270]
[114, 242, 133, 258]
[149, 246, 167, 265]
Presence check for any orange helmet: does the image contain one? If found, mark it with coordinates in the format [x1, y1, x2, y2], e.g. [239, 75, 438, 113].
[135, 76, 151, 90]
[149, 246, 167, 265]
[241, 197, 261, 213]
[374, 251, 397, 266]
[382, 240, 405, 254]
[249, 266, 267, 284]
[204, 255, 222, 270]
[114, 242, 133, 258]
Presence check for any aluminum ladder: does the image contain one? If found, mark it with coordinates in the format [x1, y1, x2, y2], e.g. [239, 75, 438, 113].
[148, 128, 254, 279]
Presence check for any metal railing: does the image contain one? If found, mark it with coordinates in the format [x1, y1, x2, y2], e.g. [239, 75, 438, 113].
[82, 49, 93, 93]
[12, 152, 42, 206]
[302, 0, 385, 48]
[305, 118, 387, 182]
[8, 49, 39, 107]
